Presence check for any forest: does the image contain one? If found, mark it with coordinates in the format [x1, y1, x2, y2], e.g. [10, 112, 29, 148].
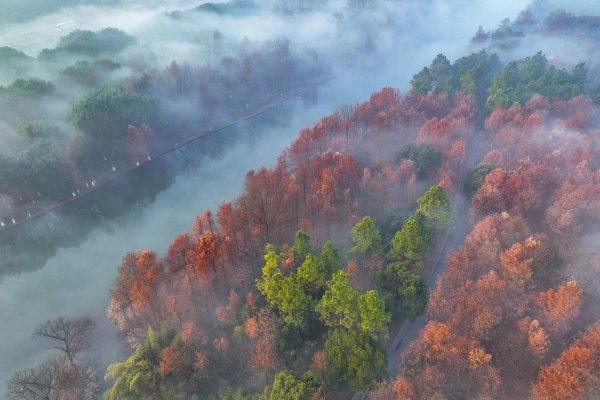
[4, 0, 600, 399]
[11, 46, 600, 398]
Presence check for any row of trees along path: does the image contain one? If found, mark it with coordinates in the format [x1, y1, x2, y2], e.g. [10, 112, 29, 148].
[352, 120, 487, 400]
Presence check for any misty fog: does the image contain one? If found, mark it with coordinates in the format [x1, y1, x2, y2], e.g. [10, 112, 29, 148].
[3, 0, 598, 398]
[0, 100, 313, 388]
[0, 0, 523, 384]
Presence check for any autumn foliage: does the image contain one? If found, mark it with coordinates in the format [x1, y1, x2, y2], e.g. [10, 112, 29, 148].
[532, 322, 600, 400]
[105, 50, 600, 398]
[394, 65, 600, 398]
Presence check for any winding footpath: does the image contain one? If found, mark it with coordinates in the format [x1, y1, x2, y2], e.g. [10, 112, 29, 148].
[385, 194, 471, 378]
[351, 193, 470, 400]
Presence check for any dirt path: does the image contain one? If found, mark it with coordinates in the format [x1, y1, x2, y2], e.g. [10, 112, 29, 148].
[385, 194, 471, 378]
[382, 134, 490, 387]
[350, 193, 470, 400]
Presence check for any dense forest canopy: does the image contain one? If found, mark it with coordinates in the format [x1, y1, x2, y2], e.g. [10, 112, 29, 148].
[79, 46, 600, 398]
[4, 0, 600, 399]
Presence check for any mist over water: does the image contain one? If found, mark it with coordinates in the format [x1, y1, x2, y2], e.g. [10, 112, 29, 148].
[0, 98, 312, 388]
[0, 0, 556, 395]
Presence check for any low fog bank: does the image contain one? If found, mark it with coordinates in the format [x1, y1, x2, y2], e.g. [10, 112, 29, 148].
[7, 0, 600, 395]
[0, 0, 201, 54]
[0, 0, 526, 83]
[470, 0, 600, 75]
[0, 0, 527, 277]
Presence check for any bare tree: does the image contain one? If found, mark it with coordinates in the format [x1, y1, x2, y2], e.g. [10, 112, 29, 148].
[34, 317, 95, 364]
[7, 358, 99, 400]
[6, 358, 65, 400]
[57, 364, 99, 400]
